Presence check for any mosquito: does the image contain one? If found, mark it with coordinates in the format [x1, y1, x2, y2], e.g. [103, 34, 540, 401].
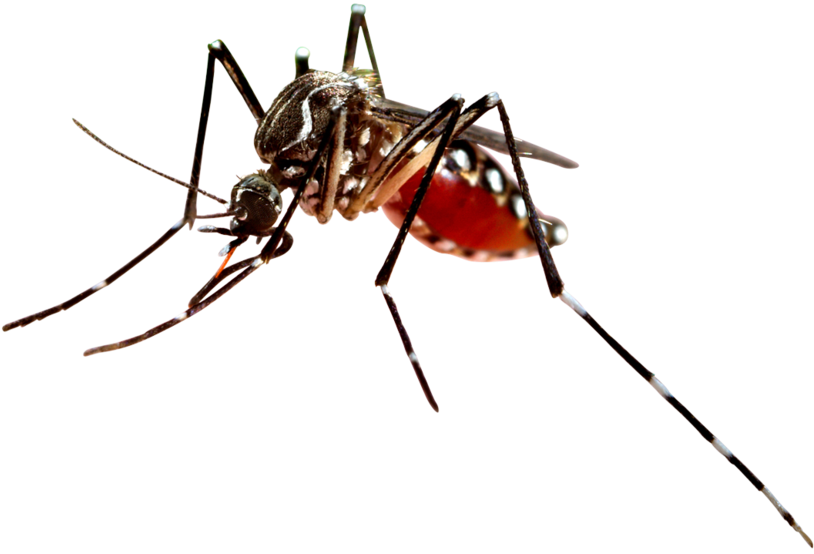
[2, 4, 810, 549]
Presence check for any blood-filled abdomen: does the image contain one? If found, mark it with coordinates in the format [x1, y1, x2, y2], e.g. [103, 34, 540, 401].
[381, 141, 567, 262]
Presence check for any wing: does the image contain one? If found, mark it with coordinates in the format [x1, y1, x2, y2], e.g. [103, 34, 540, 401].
[371, 97, 579, 169]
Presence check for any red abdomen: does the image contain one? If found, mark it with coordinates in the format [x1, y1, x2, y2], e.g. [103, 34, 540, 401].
[382, 141, 566, 262]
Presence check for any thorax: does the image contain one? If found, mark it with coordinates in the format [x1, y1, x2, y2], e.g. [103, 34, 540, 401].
[255, 70, 408, 223]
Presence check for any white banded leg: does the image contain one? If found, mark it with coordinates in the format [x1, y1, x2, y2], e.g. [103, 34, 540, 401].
[488, 95, 813, 547]
[373, 94, 466, 412]
[81, 107, 345, 356]
[558, 291, 812, 548]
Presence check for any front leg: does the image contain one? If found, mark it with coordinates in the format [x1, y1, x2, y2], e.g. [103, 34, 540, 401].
[208, 41, 264, 121]
[181, 47, 215, 231]
[182, 39, 265, 227]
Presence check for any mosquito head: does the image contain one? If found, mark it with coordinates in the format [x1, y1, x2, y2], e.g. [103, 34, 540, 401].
[228, 172, 283, 236]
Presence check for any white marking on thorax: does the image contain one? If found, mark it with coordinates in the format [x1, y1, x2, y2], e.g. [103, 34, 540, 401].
[281, 82, 351, 153]
[359, 126, 370, 146]
[379, 138, 394, 158]
[283, 165, 305, 179]
[342, 177, 360, 195]
[359, 176, 369, 190]
[341, 148, 353, 173]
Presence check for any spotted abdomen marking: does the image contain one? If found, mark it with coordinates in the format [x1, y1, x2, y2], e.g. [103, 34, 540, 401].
[381, 141, 567, 262]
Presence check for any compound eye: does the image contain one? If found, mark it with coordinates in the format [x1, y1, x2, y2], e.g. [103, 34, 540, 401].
[229, 173, 284, 236]
[232, 189, 280, 234]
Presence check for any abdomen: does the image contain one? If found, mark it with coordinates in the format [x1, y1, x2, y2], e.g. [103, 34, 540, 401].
[381, 141, 567, 262]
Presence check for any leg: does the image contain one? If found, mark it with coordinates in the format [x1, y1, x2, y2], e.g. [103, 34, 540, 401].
[496, 101, 564, 296]
[361, 93, 502, 214]
[2, 43, 231, 332]
[373, 94, 465, 412]
[207, 39, 266, 124]
[3, 219, 186, 331]
[493, 99, 811, 547]
[83, 107, 345, 356]
[315, 108, 349, 223]
[342, 4, 385, 97]
[83, 256, 265, 356]
[186, 99, 350, 337]
[259, 107, 348, 263]
[187, 225, 294, 308]
[347, 93, 494, 219]
[182, 42, 215, 231]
